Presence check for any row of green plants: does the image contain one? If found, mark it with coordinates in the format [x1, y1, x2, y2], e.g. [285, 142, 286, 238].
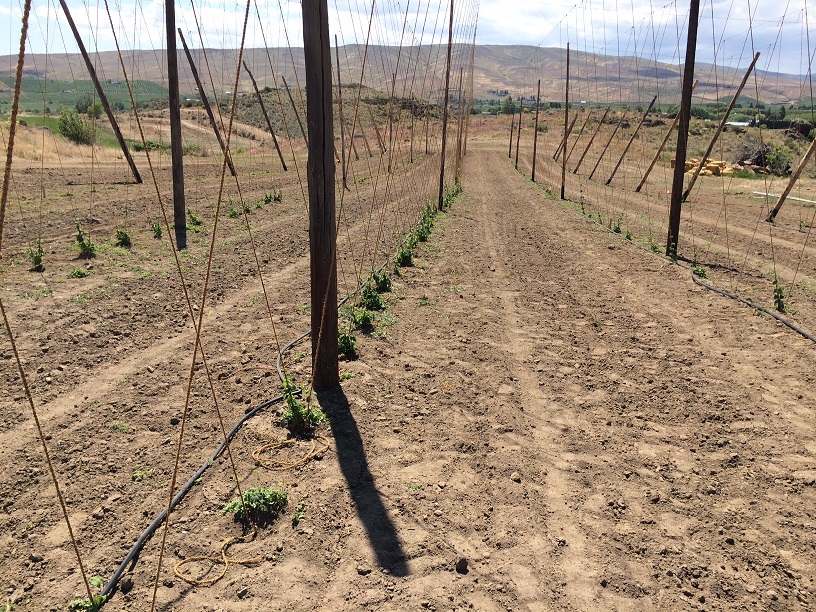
[228, 190, 281, 218]
[26, 195, 286, 272]
[339, 182, 463, 360]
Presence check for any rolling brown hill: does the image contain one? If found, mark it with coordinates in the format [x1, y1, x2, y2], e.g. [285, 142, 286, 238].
[0, 44, 807, 105]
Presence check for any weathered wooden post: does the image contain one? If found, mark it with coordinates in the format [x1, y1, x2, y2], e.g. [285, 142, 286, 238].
[334, 36, 348, 189]
[588, 109, 628, 181]
[565, 108, 593, 164]
[58, 0, 142, 184]
[437, 0, 454, 211]
[682, 52, 760, 201]
[667, 0, 701, 256]
[606, 95, 657, 185]
[514, 96, 524, 170]
[767, 136, 816, 222]
[574, 105, 610, 173]
[165, 0, 186, 249]
[243, 61, 288, 171]
[531, 79, 541, 182]
[303, 0, 338, 390]
[635, 81, 698, 192]
[178, 29, 236, 176]
[554, 112, 579, 161]
[508, 106, 516, 159]
[561, 42, 569, 200]
[282, 76, 309, 146]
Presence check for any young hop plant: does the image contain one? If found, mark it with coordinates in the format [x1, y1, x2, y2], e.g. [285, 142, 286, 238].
[371, 270, 392, 293]
[279, 376, 327, 435]
[773, 277, 786, 313]
[115, 228, 131, 248]
[75, 222, 96, 258]
[338, 332, 357, 359]
[359, 284, 385, 311]
[27, 238, 44, 271]
[222, 485, 287, 524]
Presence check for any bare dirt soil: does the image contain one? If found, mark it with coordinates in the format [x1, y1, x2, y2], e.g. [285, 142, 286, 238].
[1, 126, 815, 611]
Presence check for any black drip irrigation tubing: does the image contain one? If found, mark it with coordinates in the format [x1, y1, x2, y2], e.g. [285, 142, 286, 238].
[99, 393, 284, 599]
[519, 166, 816, 346]
[99, 201, 444, 604]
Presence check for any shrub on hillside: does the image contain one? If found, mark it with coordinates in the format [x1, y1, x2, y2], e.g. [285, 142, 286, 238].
[58, 109, 94, 145]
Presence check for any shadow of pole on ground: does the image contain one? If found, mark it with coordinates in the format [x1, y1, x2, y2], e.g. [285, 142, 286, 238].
[316, 386, 409, 577]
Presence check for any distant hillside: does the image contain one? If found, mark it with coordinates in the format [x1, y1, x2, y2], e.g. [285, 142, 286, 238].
[0, 44, 807, 110]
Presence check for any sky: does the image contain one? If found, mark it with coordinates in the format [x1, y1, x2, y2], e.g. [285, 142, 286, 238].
[2, 0, 816, 75]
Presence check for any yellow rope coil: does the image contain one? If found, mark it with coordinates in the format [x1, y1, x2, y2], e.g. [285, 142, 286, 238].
[174, 530, 262, 586]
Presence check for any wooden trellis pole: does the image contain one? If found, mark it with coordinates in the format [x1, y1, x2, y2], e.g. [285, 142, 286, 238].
[334, 35, 348, 189]
[561, 42, 570, 200]
[767, 136, 816, 222]
[667, 0, 701, 256]
[368, 106, 387, 153]
[303, 0, 338, 391]
[531, 79, 541, 182]
[574, 105, 611, 173]
[282, 76, 308, 146]
[454, 66, 465, 181]
[58, 0, 142, 185]
[244, 61, 288, 171]
[508, 106, 516, 159]
[437, 0, 455, 210]
[588, 109, 628, 181]
[635, 81, 698, 192]
[514, 96, 523, 170]
[565, 107, 594, 164]
[178, 30, 236, 177]
[682, 51, 760, 202]
[554, 112, 579, 161]
[605, 95, 657, 185]
[165, 0, 186, 250]
[462, 26, 477, 157]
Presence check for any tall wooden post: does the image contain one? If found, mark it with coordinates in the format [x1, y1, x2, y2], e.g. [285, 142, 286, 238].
[514, 96, 523, 170]
[437, 0, 454, 211]
[508, 108, 515, 159]
[635, 81, 698, 192]
[531, 79, 541, 182]
[368, 106, 387, 153]
[462, 22, 477, 157]
[682, 51, 760, 201]
[667, 0, 701, 256]
[588, 109, 628, 180]
[410, 103, 415, 163]
[179, 30, 236, 176]
[561, 42, 570, 200]
[767, 136, 816, 222]
[574, 105, 610, 173]
[454, 66, 465, 182]
[606, 95, 657, 185]
[303, 0, 338, 390]
[565, 107, 593, 163]
[59, 0, 142, 184]
[554, 112, 579, 161]
[165, 0, 186, 249]
[282, 76, 309, 146]
[335, 35, 348, 189]
[244, 61, 288, 170]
